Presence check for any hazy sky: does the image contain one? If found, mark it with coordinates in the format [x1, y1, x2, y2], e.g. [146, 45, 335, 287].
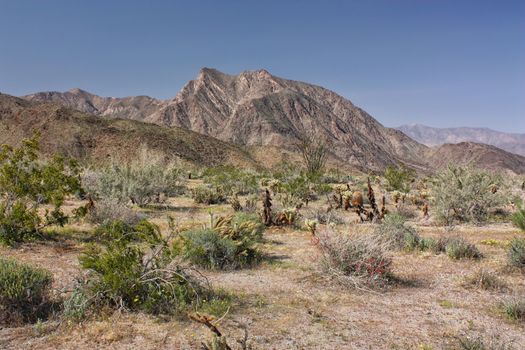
[1, 0, 524, 132]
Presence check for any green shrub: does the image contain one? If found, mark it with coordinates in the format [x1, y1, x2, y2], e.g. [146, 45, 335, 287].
[0, 257, 53, 325]
[445, 236, 482, 260]
[511, 197, 525, 231]
[431, 164, 504, 226]
[0, 134, 82, 245]
[508, 237, 525, 270]
[315, 229, 392, 288]
[502, 298, 525, 322]
[79, 221, 206, 315]
[191, 186, 227, 205]
[82, 145, 186, 206]
[181, 213, 264, 269]
[62, 286, 90, 321]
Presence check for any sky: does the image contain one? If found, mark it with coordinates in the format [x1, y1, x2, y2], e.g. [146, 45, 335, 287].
[1, 0, 524, 133]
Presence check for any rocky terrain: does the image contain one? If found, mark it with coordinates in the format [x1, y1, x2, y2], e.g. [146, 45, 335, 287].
[21, 68, 525, 174]
[398, 124, 525, 157]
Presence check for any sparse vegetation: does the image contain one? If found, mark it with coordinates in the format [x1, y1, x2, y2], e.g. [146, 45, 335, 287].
[374, 213, 421, 251]
[463, 269, 507, 291]
[444, 236, 482, 260]
[82, 146, 186, 206]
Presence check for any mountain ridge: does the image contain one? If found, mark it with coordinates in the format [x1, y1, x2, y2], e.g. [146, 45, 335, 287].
[19, 68, 525, 174]
[397, 124, 525, 156]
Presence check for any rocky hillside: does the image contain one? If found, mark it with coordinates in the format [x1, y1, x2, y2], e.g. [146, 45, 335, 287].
[398, 124, 525, 157]
[0, 93, 258, 168]
[20, 68, 525, 174]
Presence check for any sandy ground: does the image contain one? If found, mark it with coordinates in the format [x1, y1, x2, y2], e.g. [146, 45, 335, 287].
[1, 195, 524, 350]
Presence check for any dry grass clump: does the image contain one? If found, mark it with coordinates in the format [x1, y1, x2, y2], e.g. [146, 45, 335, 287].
[452, 334, 517, 350]
[463, 269, 507, 291]
[502, 297, 525, 322]
[85, 198, 145, 226]
[373, 213, 421, 251]
[315, 228, 392, 289]
[444, 236, 483, 260]
[394, 203, 418, 220]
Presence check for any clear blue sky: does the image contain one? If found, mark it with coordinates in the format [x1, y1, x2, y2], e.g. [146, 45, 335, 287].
[1, 0, 524, 132]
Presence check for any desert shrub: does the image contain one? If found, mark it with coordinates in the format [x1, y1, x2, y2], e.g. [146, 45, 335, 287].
[445, 236, 482, 260]
[431, 163, 504, 225]
[384, 165, 415, 193]
[93, 219, 161, 244]
[79, 220, 207, 315]
[374, 213, 421, 251]
[191, 186, 227, 205]
[511, 197, 525, 231]
[315, 229, 392, 287]
[202, 166, 260, 196]
[0, 257, 53, 325]
[85, 198, 144, 226]
[0, 134, 82, 245]
[273, 174, 313, 208]
[321, 169, 353, 184]
[82, 146, 186, 206]
[502, 297, 525, 322]
[507, 237, 525, 270]
[181, 213, 264, 269]
[463, 269, 507, 291]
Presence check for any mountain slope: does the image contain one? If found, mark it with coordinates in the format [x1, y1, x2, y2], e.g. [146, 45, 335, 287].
[0, 93, 258, 168]
[397, 124, 525, 157]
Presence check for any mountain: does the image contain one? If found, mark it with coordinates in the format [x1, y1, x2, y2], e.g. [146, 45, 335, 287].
[20, 68, 525, 174]
[397, 124, 525, 157]
[25, 68, 429, 171]
[0, 93, 258, 168]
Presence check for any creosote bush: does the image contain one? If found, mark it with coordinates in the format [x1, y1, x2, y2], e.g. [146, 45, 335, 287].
[431, 163, 504, 226]
[180, 213, 265, 269]
[79, 219, 209, 315]
[0, 257, 53, 325]
[202, 166, 260, 196]
[315, 229, 392, 288]
[0, 133, 81, 245]
[508, 237, 525, 270]
[384, 165, 415, 193]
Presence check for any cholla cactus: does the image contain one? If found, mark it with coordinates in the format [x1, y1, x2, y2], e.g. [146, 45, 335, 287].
[342, 190, 352, 210]
[305, 219, 318, 236]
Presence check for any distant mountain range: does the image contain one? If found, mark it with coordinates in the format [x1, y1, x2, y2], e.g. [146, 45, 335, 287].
[8, 68, 525, 174]
[397, 124, 525, 157]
